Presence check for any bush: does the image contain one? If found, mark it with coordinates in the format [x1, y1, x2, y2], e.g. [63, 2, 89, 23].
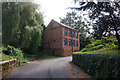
[106, 43, 118, 50]
[81, 37, 118, 52]
[81, 45, 104, 52]
[3, 45, 24, 66]
[72, 54, 120, 79]
[0, 54, 14, 61]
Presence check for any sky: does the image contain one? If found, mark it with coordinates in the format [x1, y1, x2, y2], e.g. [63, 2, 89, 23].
[34, 0, 79, 26]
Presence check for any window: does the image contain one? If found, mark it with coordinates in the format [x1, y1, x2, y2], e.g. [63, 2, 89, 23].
[72, 32, 75, 38]
[76, 32, 78, 38]
[64, 29, 67, 36]
[64, 38, 68, 46]
[76, 41, 78, 47]
[73, 40, 75, 46]
[69, 30, 71, 37]
[69, 40, 72, 46]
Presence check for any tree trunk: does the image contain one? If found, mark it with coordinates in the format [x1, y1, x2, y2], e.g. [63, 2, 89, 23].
[115, 31, 120, 50]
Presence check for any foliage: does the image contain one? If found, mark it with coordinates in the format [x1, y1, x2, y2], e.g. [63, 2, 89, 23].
[72, 54, 120, 78]
[0, 53, 14, 61]
[3, 45, 24, 66]
[72, 1, 120, 49]
[60, 12, 91, 49]
[106, 43, 118, 50]
[75, 49, 120, 55]
[81, 44, 104, 52]
[60, 12, 82, 28]
[2, 2, 44, 54]
[79, 35, 92, 50]
[0, 34, 1, 47]
[21, 26, 43, 54]
[80, 37, 118, 52]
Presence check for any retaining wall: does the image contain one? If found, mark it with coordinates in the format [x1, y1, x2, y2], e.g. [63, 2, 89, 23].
[0, 59, 18, 77]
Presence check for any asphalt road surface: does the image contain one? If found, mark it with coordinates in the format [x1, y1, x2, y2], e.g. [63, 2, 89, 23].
[6, 56, 72, 78]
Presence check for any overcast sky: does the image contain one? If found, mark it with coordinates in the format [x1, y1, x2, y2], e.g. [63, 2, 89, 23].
[34, 0, 79, 26]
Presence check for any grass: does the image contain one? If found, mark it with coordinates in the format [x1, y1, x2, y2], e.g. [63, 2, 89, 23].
[37, 54, 63, 59]
[75, 48, 120, 55]
[0, 53, 14, 61]
[1, 45, 62, 62]
[1, 51, 63, 63]
[1, 46, 63, 66]
[0, 52, 34, 64]
[23, 53, 63, 63]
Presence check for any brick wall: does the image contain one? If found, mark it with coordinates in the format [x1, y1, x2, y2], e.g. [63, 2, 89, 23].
[62, 27, 80, 56]
[44, 20, 63, 55]
[44, 20, 80, 56]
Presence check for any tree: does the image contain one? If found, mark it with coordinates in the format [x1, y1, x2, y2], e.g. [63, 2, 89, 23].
[72, 1, 120, 49]
[2, 2, 44, 54]
[60, 12, 91, 49]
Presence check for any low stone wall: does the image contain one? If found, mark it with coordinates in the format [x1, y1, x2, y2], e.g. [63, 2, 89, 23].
[0, 59, 18, 77]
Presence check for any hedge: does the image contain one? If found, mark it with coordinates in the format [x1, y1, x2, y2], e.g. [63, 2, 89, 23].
[72, 53, 120, 79]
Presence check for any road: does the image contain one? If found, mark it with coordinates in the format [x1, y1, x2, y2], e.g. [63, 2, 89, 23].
[6, 56, 72, 78]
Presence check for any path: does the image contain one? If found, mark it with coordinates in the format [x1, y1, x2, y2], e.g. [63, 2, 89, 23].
[5, 56, 91, 78]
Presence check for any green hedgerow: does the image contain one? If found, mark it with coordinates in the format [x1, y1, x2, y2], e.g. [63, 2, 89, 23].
[72, 54, 120, 78]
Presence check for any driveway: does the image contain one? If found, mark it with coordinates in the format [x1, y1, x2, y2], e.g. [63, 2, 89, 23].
[6, 56, 72, 78]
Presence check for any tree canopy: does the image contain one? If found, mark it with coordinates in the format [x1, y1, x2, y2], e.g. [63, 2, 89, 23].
[72, 1, 120, 49]
[2, 2, 45, 54]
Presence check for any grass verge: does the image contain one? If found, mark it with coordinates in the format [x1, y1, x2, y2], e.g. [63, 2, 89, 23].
[23, 53, 63, 63]
[75, 49, 120, 55]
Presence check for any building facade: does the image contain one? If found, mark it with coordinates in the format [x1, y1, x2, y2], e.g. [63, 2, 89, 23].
[44, 19, 80, 56]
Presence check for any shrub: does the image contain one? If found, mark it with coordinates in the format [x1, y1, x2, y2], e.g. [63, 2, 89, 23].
[81, 37, 118, 52]
[72, 54, 120, 79]
[1, 54, 14, 61]
[3, 45, 24, 66]
[106, 43, 118, 50]
[81, 45, 104, 52]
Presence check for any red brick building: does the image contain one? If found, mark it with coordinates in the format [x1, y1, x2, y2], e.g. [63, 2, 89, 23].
[44, 19, 80, 56]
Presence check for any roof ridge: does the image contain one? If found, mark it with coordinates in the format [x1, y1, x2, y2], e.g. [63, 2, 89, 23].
[51, 19, 79, 32]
